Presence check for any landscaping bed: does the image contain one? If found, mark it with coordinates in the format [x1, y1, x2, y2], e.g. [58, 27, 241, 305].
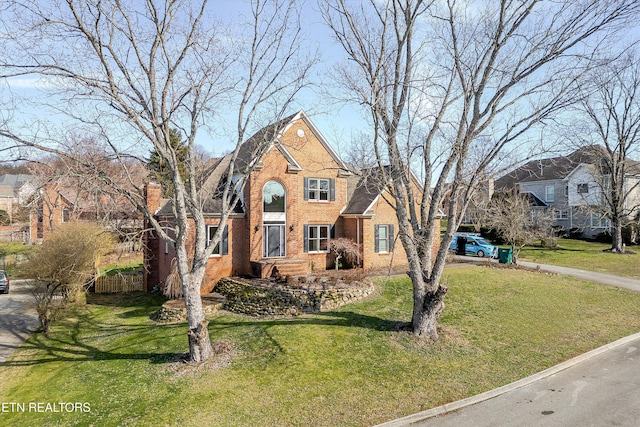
[214, 273, 376, 316]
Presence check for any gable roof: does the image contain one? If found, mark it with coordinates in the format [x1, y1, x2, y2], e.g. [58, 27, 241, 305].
[0, 174, 33, 189]
[522, 191, 549, 207]
[495, 146, 606, 190]
[235, 111, 350, 174]
[342, 168, 389, 216]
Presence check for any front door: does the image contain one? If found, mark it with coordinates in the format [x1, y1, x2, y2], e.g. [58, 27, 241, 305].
[263, 224, 286, 258]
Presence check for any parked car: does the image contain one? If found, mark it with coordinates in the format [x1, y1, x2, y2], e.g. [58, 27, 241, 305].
[449, 234, 498, 258]
[0, 270, 9, 294]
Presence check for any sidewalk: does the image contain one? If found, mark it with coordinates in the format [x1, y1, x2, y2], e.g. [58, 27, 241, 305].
[377, 257, 640, 427]
[517, 260, 640, 292]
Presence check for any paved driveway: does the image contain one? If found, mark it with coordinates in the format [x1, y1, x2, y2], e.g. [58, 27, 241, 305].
[0, 279, 39, 364]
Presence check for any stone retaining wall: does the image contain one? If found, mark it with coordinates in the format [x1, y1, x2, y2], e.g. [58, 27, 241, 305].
[152, 294, 225, 323]
[215, 277, 375, 316]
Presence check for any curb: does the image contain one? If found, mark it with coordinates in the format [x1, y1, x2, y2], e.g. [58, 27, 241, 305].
[375, 332, 640, 427]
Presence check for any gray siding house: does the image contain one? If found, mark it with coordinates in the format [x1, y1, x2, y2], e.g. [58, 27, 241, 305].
[495, 146, 640, 239]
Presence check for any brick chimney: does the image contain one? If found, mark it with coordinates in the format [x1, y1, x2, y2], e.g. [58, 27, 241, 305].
[144, 182, 162, 215]
[143, 182, 162, 292]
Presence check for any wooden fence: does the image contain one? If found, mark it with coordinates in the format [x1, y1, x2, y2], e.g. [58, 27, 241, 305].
[94, 274, 143, 293]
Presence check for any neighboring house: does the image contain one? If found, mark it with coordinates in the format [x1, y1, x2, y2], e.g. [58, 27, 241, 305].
[26, 176, 143, 245]
[28, 183, 76, 244]
[0, 174, 35, 222]
[144, 111, 439, 294]
[0, 174, 35, 242]
[495, 146, 640, 238]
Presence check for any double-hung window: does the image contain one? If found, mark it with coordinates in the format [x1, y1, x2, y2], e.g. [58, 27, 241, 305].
[590, 214, 610, 229]
[206, 225, 228, 256]
[304, 178, 335, 202]
[374, 224, 394, 253]
[304, 224, 331, 252]
[545, 185, 555, 202]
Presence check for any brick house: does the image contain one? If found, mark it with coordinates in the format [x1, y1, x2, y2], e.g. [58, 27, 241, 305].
[144, 111, 439, 294]
[28, 183, 76, 244]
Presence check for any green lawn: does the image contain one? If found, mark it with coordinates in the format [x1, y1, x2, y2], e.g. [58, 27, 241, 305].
[2, 266, 640, 426]
[518, 238, 640, 278]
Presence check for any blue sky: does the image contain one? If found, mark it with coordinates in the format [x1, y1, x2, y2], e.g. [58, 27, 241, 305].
[1, 0, 368, 160]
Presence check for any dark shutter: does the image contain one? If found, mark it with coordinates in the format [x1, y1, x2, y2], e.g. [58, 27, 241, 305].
[374, 225, 379, 253]
[221, 225, 229, 255]
[330, 178, 335, 201]
[303, 225, 309, 252]
[330, 224, 336, 238]
[389, 224, 394, 251]
[303, 177, 309, 201]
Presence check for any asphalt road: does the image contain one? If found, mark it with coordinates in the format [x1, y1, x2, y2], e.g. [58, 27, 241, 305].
[0, 279, 39, 364]
[412, 335, 640, 427]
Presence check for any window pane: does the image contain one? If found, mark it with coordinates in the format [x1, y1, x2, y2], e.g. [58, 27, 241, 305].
[208, 226, 220, 254]
[378, 225, 387, 239]
[319, 180, 329, 190]
[320, 238, 328, 251]
[263, 181, 286, 212]
[309, 179, 318, 189]
[320, 226, 328, 238]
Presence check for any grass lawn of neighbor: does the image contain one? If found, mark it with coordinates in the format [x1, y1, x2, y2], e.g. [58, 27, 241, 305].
[518, 238, 640, 278]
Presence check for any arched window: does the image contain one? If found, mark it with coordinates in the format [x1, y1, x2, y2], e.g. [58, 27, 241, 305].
[263, 181, 286, 257]
[263, 181, 286, 213]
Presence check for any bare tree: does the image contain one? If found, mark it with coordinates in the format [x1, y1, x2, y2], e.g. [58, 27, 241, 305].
[321, 0, 639, 339]
[568, 49, 640, 253]
[25, 222, 115, 333]
[0, 0, 314, 361]
[485, 190, 554, 264]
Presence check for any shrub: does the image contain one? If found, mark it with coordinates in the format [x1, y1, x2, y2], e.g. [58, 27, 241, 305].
[23, 222, 115, 333]
[329, 238, 360, 270]
[594, 231, 612, 243]
[0, 210, 9, 226]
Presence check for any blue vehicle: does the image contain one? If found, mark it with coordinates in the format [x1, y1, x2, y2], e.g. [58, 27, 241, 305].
[449, 234, 498, 258]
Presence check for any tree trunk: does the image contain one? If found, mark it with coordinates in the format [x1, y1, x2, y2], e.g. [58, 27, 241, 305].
[187, 320, 213, 362]
[611, 220, 625, 253]
[182, 277, 214, 362]
[411, 284, 448, 339]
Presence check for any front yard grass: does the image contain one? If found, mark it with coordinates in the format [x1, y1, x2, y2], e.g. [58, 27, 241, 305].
[2, 265, 640, 426]
[519, 238, 640, 278]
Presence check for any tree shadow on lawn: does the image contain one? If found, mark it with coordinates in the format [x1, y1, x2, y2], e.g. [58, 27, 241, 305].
[3, 307, 405, 368]
[86, 292, 167, 320]
[211, 310, 408, 333]
[2, 315, 184, 367]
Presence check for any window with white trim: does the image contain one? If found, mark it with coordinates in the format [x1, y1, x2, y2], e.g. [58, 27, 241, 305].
[304, 224, 330, 253]
[263, 181, 286, 258]
[590, 214, 610, 229]
[304, 177, 335, 202]
[375, 224, 394, 253]
[545, 185, 554, 202]
[553, 209, 568, 220]
[206, 225, 228, 255]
